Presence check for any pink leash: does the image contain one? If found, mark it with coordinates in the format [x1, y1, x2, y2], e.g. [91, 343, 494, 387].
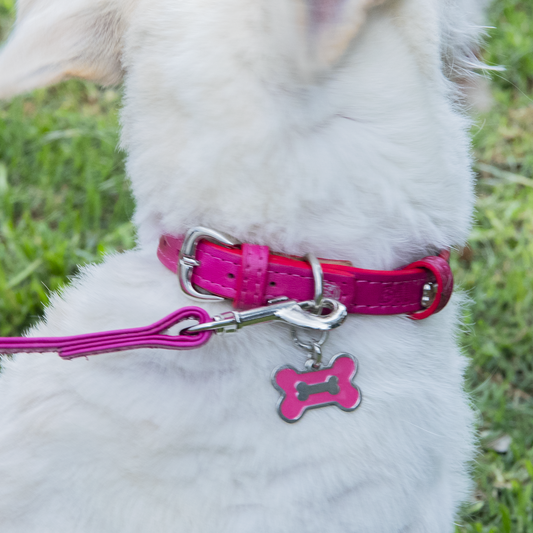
[0, 307, 212, 360]
[0, 297, 348, 360]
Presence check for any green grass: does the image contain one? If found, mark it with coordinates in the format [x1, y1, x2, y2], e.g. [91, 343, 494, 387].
[1, 0, 532, 530]
[0, 82, 135, 336]
[452, 0, 533, 530]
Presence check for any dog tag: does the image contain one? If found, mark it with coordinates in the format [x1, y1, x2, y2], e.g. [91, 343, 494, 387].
[272, 353, 361, 423]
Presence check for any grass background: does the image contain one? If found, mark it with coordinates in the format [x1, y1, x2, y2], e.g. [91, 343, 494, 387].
[0, 0, 532, 530]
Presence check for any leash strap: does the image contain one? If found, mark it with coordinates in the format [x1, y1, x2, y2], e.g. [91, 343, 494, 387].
[158, 235, 453, 319]
[0, 307, 212, 359]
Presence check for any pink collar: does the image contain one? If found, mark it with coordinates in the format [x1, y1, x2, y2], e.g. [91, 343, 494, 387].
[157, 234, 453, 320]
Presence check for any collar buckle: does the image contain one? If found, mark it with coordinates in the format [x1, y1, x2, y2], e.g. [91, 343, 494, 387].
[178, 226, 241, 302]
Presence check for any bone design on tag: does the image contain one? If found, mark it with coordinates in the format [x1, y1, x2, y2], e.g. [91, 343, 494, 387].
[297, 376, 339, 401]
[272, 353, 361, 423]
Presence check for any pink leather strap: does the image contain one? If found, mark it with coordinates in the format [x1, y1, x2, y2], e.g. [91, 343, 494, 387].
[0, 307, 212, 360]
[158, 235, 454, 318]
[234, 243, 270, 309]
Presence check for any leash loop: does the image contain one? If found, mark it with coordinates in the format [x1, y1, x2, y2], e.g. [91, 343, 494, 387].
[0, 307, 213, 360]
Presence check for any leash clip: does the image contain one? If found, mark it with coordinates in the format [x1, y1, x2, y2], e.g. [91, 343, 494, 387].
[182, 298, 347, 335]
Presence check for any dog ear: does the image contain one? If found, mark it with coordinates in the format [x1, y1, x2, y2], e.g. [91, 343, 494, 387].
[299, 0, 387, 67]
[0, 0, 132, 99]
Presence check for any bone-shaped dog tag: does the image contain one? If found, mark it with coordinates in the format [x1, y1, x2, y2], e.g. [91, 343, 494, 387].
[272, 353, 361, 423]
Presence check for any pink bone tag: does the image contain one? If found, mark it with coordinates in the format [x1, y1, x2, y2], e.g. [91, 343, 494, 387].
[272, 353, 361, 423]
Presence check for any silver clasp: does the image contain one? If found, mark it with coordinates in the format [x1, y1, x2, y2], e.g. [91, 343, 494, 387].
[178, 227, 241, 302]
[182, 298, 348, 335]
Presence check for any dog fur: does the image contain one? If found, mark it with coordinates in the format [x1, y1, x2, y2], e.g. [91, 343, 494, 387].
[0, 1, 485, 531]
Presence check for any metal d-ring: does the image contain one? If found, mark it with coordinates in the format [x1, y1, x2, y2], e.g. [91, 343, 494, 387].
[305, 253, 324, 313]
[291, 252, 328, 365]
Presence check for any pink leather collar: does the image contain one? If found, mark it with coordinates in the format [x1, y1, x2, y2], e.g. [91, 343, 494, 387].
[157, 235, 453, 320]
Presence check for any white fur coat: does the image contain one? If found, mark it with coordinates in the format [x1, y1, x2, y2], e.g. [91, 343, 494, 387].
[0, 0, 485, 531]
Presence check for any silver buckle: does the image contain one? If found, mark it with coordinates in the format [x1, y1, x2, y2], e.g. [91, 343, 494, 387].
[178, 226, 241, 302]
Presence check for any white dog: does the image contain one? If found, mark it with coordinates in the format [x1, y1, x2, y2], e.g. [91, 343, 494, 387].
[0, 0, 486, 531]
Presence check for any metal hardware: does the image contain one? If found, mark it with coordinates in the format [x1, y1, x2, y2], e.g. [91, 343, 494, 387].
[296, 375, 339, 399]
[178, 227, 241, 302]
[293, 328, 328, 369]
[182, 297, 347, 335]
[293, 329, 328, 357]
[291, 252, 328, 368]
[305, 253, 324, 312]
[267, 296, 290, 305]
[303, 341, 325, 369]
[421, 282, 437, 309]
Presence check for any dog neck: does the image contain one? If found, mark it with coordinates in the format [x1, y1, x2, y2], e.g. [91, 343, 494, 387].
[121, 6, 474, 270]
